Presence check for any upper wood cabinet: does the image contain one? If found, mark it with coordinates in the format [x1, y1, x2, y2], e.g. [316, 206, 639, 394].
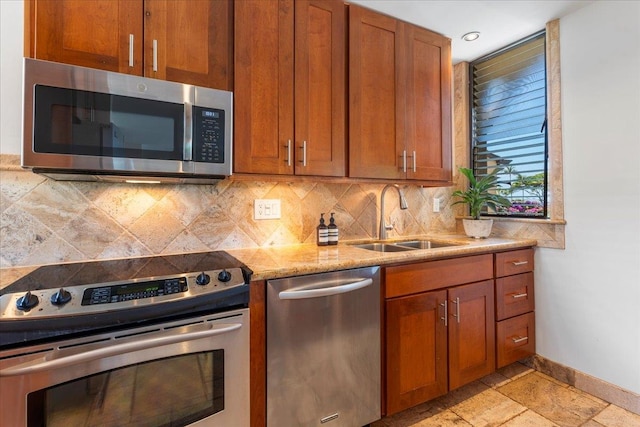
[25, 0, 233, 90]
[234, 0, 347, 176]
[348, 5, 452, 183]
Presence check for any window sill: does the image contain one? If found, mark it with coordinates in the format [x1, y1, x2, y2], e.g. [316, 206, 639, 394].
[486, 216, 566, 225]
[455, 216, 566, 249]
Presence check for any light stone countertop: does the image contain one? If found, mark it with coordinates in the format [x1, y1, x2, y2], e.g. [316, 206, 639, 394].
[225, 234, 537, 281]
[0, 235, 537, 290]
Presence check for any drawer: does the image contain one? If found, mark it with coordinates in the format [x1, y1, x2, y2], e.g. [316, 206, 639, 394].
[385, 254, 493, 298]
[496, 272, 535, 320]
[496, 312, 535, 368]
[495, 248, 534, 277]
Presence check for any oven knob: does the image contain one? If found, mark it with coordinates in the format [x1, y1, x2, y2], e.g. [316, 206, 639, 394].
[51, 288, 72, 306]
[16, 291, 39, 311]
[217, 269, 231, 283]
[196, 272, 211, 286]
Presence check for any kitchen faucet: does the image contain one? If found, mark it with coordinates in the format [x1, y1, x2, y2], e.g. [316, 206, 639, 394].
[379, 184, 409, 240]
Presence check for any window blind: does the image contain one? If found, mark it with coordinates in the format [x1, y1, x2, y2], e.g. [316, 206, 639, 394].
[471, 32, 548, 217]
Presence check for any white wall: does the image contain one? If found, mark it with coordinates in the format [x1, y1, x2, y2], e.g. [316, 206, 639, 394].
[536, 1, 640, 394]
[0, 0, 23, 154]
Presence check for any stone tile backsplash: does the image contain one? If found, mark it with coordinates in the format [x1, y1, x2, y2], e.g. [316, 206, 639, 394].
[0, 155, 457, 268]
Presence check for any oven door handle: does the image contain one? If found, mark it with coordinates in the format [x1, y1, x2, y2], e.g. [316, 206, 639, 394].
[279, 278, 373, 300]
[0, 322, 241, 377]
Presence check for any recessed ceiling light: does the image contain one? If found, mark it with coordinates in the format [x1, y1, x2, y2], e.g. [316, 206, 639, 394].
[462, 31, 481, 42]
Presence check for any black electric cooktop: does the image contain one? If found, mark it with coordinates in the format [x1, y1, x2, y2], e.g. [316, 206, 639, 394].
[0, 251, 252, 349]
[1, 251, 251, 296]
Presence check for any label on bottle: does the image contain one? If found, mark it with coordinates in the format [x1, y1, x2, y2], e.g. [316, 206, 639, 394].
[328, 228, 338, 245]
[317, 228, 329, 246]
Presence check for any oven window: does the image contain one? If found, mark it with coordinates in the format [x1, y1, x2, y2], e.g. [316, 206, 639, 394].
[27, 350, 224, 427]
[33, 85, 184, 160]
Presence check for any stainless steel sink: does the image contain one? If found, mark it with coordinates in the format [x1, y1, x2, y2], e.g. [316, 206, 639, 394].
[392, 240, 461, 249]
[351, 239, 464, 252]
[352, 243, 416, 252]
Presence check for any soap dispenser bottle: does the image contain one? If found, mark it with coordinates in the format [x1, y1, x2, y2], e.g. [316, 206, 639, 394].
[317, 213, 328, 246]
[328, 212, 338, 245]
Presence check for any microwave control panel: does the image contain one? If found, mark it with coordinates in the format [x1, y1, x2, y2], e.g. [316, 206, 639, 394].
[193, 106, 225, 163]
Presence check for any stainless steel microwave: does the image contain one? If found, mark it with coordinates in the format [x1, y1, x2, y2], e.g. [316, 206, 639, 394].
[22, 58, 233, 184]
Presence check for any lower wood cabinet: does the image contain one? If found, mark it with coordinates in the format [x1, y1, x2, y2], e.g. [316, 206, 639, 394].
[384, 248, 535, 416]
[385, 290, 448, 414]
[448, 280, 496, 390]
[384, 255, 495, 415]
[495, 249, 536, 368]
[497, 311, 535, 368]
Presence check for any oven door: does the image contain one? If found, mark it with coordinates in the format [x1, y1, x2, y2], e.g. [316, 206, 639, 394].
[0, 308, 249, 427]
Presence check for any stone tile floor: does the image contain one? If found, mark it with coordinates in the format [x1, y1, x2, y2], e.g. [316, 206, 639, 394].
[373, 362, 640, 427]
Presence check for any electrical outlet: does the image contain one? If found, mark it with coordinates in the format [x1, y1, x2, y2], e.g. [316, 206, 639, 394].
[254, 199, 281, 220]
[433, 197, 440, 213]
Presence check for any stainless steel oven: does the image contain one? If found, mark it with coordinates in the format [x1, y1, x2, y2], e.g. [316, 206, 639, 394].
[0, 251, 251, 427]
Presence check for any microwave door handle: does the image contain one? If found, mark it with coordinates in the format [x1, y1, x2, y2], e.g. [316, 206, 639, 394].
[278, 278, 373, 300]
[0, 322, 241, 377]
[184, 100, 193, 161]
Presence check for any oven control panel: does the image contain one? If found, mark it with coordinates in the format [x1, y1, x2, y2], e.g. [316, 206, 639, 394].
[0, 268, 245, 320]
[82, 277, 188, 306]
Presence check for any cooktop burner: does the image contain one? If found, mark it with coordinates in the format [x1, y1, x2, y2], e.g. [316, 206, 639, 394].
[0, 251, 252, 350]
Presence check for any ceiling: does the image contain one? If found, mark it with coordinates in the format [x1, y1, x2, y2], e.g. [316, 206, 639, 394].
[349, 0, 595, 63]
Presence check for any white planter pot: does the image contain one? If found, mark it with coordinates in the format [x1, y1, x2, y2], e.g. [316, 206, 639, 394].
[462, 219, 493, 239]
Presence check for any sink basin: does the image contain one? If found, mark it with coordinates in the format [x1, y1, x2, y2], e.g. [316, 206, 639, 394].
[351, 240, 464, 252]
[392, 240, 461, 249]
[352, 243, 415, 253]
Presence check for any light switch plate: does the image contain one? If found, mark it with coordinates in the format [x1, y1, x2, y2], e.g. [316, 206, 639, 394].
[433, 197, 440, 213]
[254, 199, 281, 220]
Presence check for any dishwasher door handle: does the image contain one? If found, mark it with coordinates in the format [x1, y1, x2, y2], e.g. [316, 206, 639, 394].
[278, 278, 373, 300]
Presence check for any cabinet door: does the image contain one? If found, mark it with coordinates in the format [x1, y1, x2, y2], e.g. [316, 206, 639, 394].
[348, 5, 405, 180]
[386, 290, 448, 415]
[144, 0, 233, 90]
[448, 280, 496, 390]
[28, 0, 143, 75]
[294, 0, 346, 177]
[405, 24, 452, 182]
[234, 0, 294, 174]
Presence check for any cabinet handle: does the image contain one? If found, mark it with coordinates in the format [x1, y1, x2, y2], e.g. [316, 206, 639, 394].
[284, 140, 292, 166]
[451, 297, 460, 323]
[300, 140, 307, 166]
[412, 150, 417, 172]
[511, 293, 528, 299]
[512, 336, 528, 344]
[128, 34, 134, 67]
[440, 300, 448, 327]
[511, 261, 529, 266]
[152, 39, 158, 72]
[402, 150, 407, 173]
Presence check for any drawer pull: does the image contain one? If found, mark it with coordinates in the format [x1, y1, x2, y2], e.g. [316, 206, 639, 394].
[511, 293, 528, 299]
[512, 336, 528, 344]
[511, 261, 529, 266]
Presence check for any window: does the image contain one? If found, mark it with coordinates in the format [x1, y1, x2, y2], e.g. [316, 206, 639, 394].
[470, 31, 548, 218]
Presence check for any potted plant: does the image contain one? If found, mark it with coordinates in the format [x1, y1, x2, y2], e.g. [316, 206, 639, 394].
[451, 167, 511, 238]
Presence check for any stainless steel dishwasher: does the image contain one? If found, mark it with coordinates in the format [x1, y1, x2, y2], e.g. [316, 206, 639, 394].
[267, 266, 381, 426]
